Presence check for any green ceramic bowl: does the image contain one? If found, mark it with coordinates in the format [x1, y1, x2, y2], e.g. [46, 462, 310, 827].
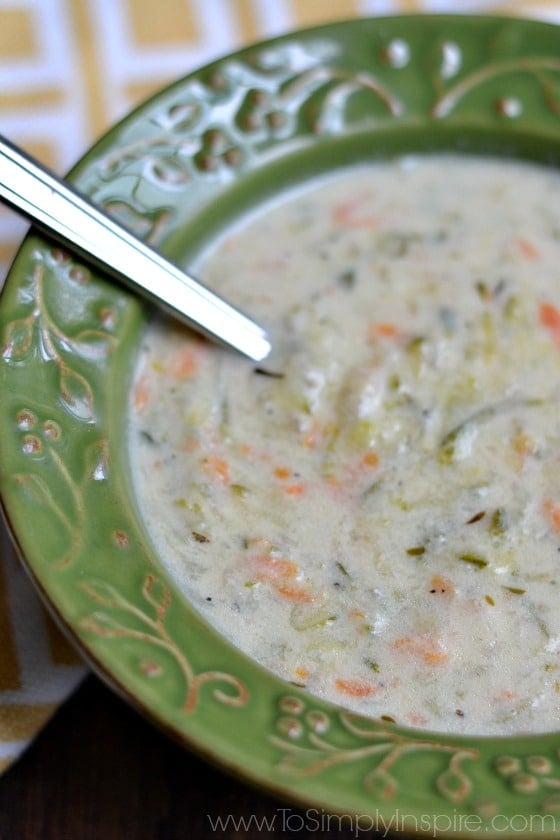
[3, 14, 560, 837]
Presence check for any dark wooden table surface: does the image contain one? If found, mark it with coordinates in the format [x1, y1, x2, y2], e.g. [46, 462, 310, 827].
[0, 675, 393, 840]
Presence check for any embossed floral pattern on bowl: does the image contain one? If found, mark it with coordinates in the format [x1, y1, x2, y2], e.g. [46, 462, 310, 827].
[3, 15, 560, 837]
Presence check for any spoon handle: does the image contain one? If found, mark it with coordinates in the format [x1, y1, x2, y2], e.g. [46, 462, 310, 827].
[0, 135, 271, 362]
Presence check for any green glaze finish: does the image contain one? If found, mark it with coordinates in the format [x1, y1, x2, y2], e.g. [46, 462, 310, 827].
[4, 15, 560, 836]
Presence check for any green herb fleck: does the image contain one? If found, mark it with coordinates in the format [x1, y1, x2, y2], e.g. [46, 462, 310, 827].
[491, 507, 508, 536]
[254, 367, 285, 379]
[406, 546, 426, 556]
[337, 268, 356, 289]
[503, 295, 521, 320]
[231, 483, 249, 497]
[439, 400, 541, 465]
[458, 553, 488, 568]
[378, 231, 419, 257]
[406, 336, 426, 355]
[336, 561, 350, 577]
[363, 481, 381, 498]
[475, 280, 491, 300]
[364, 659, 380, 673]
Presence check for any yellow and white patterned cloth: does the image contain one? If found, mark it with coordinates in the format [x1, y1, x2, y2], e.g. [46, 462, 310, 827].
[0, 0, 559, 774]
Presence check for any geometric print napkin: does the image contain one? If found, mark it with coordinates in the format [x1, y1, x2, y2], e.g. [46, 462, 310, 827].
[0, 526, 84, 772]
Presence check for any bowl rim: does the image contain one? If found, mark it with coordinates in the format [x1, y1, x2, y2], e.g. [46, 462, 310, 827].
[3, 13, 560, 838]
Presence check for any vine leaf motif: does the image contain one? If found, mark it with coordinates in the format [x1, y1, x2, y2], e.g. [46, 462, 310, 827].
[71, 329, 121, 362]
[100, 200, 172, 245]
[301, 70, 403, 136]
[2, 248, 116, 568]
[431, 56, 560, 119]
[1, 262, 117, 422]
[271, 702, 477, 804]
[59, 364, 95, 421]
[365, 766, 399, 801]
[99, 133, 200, 180]
[436, 753, 476, 804]
[1, 315, 34, 360]
[13, 472, 60, 512]
[12, 430, 111, 568]
[94, 43, 404, 197]
[80, 573, 249, 714]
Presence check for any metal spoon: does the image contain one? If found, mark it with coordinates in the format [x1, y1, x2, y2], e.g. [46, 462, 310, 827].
[0, 135, 272, 363]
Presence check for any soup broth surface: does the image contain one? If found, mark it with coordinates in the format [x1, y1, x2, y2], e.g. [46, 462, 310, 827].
[130, 155, 560, 735]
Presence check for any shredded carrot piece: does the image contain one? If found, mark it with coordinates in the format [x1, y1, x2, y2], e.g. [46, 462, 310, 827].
[283, 483, 305, 496]
[423, 650, 447, 666]
[252, 554, 314, 602]
[543, 499, 560, 532]
[406, 712, 429, 726]
[332, 194, 378, 229]
[367, 322, 400, 342]
[201, 455, 230, 484]
[392, 635, 448, 666]
[516, 237, 539, 260]
[539, 302, 560, 329]
[274, 583, 315, 603]
[539, 302, 560, 347]
[361, 451, 379, 468]
[301, 420, 336, 450]
[429, 576, 455, 596]
[133, 376, 151, 411]
[302, 419, 323, 449]
[274, 467, 291, 479]
[254, 555, 299, 580]
[513, 432, 533, 457]
[491, 689, 519, 705]
[294, 666, 309, 681]
[178, 436, 200, 453]
[168, 346, 199, 379]
[335, 678, 377, 698]
[348, 608, 366, 620]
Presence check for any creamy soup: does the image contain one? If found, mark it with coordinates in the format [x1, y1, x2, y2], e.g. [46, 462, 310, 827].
[129, 155, 560, 735]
